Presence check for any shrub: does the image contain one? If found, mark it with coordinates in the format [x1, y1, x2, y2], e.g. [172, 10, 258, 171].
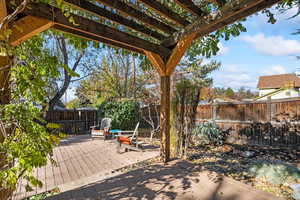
[192, 121, 228, 146]
[248, 160, 300, 185]
[98, 100, 139, 130]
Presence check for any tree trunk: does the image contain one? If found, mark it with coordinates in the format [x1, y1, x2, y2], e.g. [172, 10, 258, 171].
[48, 36, 83, 111]
[191, 89, 201, 126]
[48, 76, 71, 110]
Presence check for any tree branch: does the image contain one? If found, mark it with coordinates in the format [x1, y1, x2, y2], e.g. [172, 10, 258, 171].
[72, 51, 85, 71]
[0, 0, 29, 31]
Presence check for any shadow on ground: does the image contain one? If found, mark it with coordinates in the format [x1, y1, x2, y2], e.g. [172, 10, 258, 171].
[45, 159, 275, 200]
[59, 135, 93, 146]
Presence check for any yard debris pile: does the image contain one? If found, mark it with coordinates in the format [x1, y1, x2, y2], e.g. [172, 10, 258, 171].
[188, 145, 300, 199]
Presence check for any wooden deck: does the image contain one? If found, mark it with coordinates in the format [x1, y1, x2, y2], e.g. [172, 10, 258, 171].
[45, 160, 283, 200]
[13, 135, 159, 200]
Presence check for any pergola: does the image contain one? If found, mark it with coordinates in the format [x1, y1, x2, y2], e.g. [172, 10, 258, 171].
[0, 0, 282, 162]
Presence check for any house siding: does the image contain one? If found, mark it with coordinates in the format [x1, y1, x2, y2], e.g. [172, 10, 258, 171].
[258, 88, 300, 100]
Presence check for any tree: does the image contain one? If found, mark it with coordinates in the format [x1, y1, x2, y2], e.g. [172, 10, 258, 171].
[225, 87, 235, 99]
[236, 87, 258, 100]
[75, 50, 153, 104]
[171, 58, 220, 158]
[43, 31, 101, 111]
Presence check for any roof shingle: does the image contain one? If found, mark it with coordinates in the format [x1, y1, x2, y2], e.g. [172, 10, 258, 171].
[257, 74, 300, 89]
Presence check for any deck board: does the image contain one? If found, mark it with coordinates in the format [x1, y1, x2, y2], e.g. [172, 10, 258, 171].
[12, 135, 159, 200]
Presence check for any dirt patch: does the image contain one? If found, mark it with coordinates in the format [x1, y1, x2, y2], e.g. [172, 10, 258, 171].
[188, 144, 299, 199]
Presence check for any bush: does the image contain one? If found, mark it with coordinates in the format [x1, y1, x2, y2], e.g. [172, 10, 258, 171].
[98, 100, 139, 130]
[248, 160, 300, 185]
[192, 121, 228, 146]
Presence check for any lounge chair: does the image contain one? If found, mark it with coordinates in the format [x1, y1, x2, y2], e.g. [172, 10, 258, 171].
[116, 122, 143, 153]
[90, 118, 112, 139]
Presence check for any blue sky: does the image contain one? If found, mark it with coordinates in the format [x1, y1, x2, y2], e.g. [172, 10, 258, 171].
[210, 6, 300, 91]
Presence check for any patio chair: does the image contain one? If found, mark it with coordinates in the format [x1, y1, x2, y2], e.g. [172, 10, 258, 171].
[116, 122, 143, 153]
[90, 118, 112, 140]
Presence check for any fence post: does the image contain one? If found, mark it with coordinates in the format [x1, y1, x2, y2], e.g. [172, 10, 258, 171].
[212, 103, 217, 120]
[267, 99, 272, 121]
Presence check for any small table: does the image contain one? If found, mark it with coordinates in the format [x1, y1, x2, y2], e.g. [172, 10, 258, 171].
[109, 129, 123, 139]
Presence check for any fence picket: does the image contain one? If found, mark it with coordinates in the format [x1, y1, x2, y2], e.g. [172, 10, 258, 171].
[46, 110, 98, 135]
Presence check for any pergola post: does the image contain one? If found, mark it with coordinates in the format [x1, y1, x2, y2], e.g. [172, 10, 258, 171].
[144, 34, 195, 163]
[160, 75, 171, 162]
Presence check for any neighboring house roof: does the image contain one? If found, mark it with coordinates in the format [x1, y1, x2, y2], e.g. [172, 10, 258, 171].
[257, 74, 300, 89]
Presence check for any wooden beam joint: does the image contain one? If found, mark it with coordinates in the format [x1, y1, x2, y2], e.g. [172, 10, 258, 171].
[8, 16, 54, 46]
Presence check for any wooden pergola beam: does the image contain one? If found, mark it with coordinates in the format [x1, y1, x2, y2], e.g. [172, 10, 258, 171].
[95, 0, 176, 35]
[209, 0, 227, 7]
[174, 0, 205, 17]
[53, 25, 143, 54]
[0, 0, 6, 20]
[63, 0, 166, 41]
[8, 16, 54, 46]
[163, 0, 282, 47]
[215, 0, 227, 7]
[165, 33, 196, 75]
[144, 51, 166, 76]
[23, 3, 172, 58]
[137, 0, 190, 27]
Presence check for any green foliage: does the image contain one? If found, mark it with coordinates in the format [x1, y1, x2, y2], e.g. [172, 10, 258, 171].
[75, 51, 153, 104]
[0, 34, 62, 192]
[224, 87, 235, 98]
[186, 22, 247, 59]
[192, 121, 228, 146]
[65, 98, 81, 109]
[98, 100, 139, 130]
[249, 160, 300, 185]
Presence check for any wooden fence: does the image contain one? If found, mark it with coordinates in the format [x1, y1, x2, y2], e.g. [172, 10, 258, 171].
[140, 98, 300, 147]
[197, 97, 300, 147]
[46, 109, 98, 134]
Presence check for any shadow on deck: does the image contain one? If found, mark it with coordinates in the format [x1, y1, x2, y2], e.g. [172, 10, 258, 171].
[46, 160, 283, 200]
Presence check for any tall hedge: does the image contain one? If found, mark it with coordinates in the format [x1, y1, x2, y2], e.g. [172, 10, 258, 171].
[98, 100, 139, 130]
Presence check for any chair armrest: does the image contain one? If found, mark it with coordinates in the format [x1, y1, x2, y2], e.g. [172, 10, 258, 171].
[119, 134, 134, 137]
[90, 126, 98, 131]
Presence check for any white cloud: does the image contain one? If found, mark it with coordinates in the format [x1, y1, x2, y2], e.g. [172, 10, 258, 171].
[213, 65, 291, 90]
[213, 65, 256, 89]
[217, 43, 229, 56]
[241, 34, 300, 56]
[260, 65, 287, 75]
